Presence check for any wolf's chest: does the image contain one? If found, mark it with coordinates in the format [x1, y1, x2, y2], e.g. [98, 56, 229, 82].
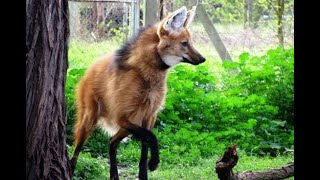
[141, 86, 166, 111]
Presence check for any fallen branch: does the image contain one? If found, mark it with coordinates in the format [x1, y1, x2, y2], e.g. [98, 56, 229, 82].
[215, 145, 294, 180]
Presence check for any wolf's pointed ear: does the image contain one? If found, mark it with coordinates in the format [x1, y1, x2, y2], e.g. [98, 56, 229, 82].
[163, 6, 187, 33]
[184, 6, 196, 27]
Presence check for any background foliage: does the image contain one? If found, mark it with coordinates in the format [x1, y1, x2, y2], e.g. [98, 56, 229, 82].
[175, 0, 294, 24]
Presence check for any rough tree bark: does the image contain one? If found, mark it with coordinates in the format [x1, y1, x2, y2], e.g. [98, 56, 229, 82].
[216, 145, 294, 180]
[26, 0, 71, 179]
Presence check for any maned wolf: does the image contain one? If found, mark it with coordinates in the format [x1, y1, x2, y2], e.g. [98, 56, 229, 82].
[70, 6, 205, 180]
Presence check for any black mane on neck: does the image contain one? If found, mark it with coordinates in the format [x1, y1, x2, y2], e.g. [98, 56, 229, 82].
[113, 24, 170, 70]
[115, 25, 153, 62]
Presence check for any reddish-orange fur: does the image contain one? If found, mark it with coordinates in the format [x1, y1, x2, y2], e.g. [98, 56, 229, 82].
[74, 26, 167, 141]
[70, 6, 205, 179]
[74, 23, 202, 143]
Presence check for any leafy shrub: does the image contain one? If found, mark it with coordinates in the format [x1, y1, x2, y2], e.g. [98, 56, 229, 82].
[157, 47, 293, 158]
[221, 47, 294, 155]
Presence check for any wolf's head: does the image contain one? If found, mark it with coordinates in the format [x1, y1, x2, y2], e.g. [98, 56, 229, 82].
[157, 6, 206, 67]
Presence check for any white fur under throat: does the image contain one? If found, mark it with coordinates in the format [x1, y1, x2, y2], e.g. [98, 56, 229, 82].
[162, 55, 182, 67]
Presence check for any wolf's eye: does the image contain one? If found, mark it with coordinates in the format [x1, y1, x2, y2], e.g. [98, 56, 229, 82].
[181, 41, 188, 47]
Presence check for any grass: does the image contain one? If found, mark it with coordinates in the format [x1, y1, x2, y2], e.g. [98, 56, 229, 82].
[70, 146, 294, 180]
[150, 155, 294, 180]
[68, 40, 121, 70]
[121, 153, 294, 180]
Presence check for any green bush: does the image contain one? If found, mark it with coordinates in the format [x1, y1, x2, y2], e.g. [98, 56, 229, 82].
[225, 47, 294, 155]
[156, 47, 293, 158]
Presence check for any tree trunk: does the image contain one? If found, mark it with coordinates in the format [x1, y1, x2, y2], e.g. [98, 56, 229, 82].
[216, 145, 294, 180]
[159, 0, 173, 20]
[26, 0, 71, 179]
[244, 0, 253, 29]
[248, 0, 253, 29]
[91, 2, 105, 38]
[69, 1, 81, 39]
[276, 0, 284, 46]
[96, 2, 104, 26]
[91, 2, 98, 31]
[244, 0, 248, 29]
[144, 0, 158, 25]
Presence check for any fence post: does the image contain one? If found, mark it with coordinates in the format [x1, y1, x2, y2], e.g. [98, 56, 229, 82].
[69, 1, 80, 39]
[143, 0, 157, 25]
[196, 3, 233, 62]
[133, 0, 140, 35]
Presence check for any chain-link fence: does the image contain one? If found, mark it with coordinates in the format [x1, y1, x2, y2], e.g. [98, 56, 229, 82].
[69, 0, 140, 42]
[68, 0, 143, 68]
[68, 0, 294, 69]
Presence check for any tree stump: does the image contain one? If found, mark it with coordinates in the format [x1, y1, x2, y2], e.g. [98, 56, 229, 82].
[215, 145, 294, 180]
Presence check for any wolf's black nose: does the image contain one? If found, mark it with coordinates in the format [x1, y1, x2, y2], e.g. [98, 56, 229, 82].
[199, 56, 206, 63]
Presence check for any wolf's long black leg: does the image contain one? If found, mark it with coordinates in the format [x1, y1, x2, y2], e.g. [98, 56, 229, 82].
[109, 129, 129, 180]
[119, 120, 159, 171]
[139, 142, 148, 180]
